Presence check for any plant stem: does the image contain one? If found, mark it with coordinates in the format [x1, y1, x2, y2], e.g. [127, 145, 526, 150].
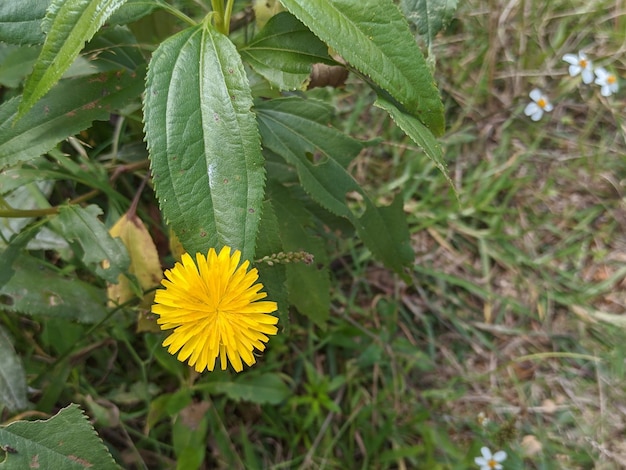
[223, 0, 235, 34]
[155, 0, 196, 26]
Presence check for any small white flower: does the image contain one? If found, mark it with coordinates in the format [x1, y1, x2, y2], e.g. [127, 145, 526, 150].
[475, 446, 507, 470]
[594, 67, 619, 97]
[524, 88, 553, 121]
[563, 52, 594, 84]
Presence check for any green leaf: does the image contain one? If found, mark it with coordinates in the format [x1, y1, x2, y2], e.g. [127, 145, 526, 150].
[0, 254, 108, 323]
[172, 403, 209, 470]
[0, 66, 145, 169]
[0, 0, 49, 45]
[401, 0, 458, 44]
[375, 97, 453, 190]
[54, 204, 129, 283]
[108, 0, 159, 25]
[206, 373, 290, 405]
[257, 97, 414, 274]
[0, 223, 47, 288]
[269, 184, 329, 326]
[0, 404, 121, 469]
[255, 200, 288, 324]
[0, 326, 28, 412]
[84, 26, 146, 72]
[18, 0, 128, 119]
[280, 0, 444, 135]
[144, 24, 265, 261]
[377, 106, 440, 165]
[240, 11, 333, 91]
[0, 44, 40, 88]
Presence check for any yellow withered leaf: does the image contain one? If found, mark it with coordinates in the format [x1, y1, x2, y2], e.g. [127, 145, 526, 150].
[107, 212, 163, 309]
[253, 0, 284, 30]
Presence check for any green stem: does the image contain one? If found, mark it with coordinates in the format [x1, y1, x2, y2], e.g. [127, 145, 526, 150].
[211, 0, 225, 33]
[223, 0, 235, 35]
[155, 0, 196, 26]
[209, 0, 234, 35]
[0, 190, 100, 218]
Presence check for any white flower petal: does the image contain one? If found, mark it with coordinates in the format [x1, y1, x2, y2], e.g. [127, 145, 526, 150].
[493, 450, 508, 461]
[568, 64, 581, 77]
[524, 102, 539, 117]
[601, 86, 612, 97]
[563, 53, 579, 65]
[543, 102, 554, 112]
[529, 88, 542, 102]
[595, 67, 608, 80]
[581, 68, 594, 84]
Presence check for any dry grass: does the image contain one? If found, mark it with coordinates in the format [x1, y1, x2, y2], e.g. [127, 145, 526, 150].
[332, 0, 626, 466]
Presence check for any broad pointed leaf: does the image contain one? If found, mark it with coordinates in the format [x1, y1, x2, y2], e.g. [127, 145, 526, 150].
[257, 97, 413, 274]
[401, 0, 458, 43]
[18, 0, 128, 119]
[0, 404, 120, 469]
[0, 0, 49, 45]
[375, 97, 453, 189]
[0, 66, 145, 169]
[240, 11, 333, 91]
[144, 24, 265, 260]
[280, 0, 444, 135]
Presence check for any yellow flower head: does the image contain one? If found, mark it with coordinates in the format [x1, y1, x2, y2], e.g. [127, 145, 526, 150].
[152, 246, 278, 372]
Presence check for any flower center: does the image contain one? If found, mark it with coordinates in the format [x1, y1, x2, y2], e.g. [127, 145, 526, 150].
[579, 59, 587, 68]
[607, 75, 616, 84]
[537, 98, 546, 108]
[488, 459, 497, 469]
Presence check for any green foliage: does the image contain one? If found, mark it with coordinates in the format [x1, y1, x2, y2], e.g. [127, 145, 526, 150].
[0, 0, 49, 45]
[256, 97, 414, 275]
[197, 373, 291, 405]
[18, 0, 129, 119]
[0, 0, 475, 467]
[55, 204, 130, 283]
[0, 66, 145, 168]
[0, 404, 120, 469]
[144, 23, 264, 261]
[0, 254, 108, 322]
[0, 326, 28, 412]
[401, 0, 458, 45]
[0, 0, 445, 325]
[375, 97, 453, 190]
[240, 12, 333, 90]
[280, 0, 445, 135]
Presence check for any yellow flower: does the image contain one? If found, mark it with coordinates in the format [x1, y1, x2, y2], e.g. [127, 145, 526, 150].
[152, 246, 278, 372]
